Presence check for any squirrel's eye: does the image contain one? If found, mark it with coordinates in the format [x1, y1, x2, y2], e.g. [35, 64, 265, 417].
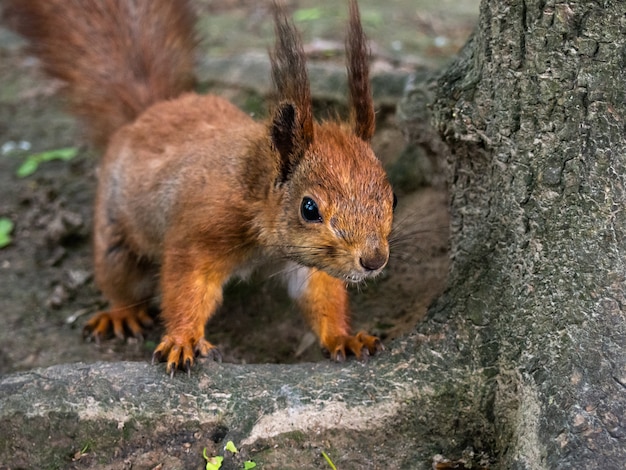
[392, 193, 398, 211]
[301, 197, 322, 223]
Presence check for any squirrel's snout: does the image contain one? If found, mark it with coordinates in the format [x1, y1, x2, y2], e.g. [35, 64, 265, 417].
[359, 249, 388, 272]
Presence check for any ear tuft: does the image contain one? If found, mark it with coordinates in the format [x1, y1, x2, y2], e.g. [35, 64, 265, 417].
[270, 1, 314, 145]
[346, 0, 375, 141]
[271, 102, 301, 183]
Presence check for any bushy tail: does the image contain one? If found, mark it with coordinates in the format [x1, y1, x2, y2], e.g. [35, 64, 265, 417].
[4, 0, 197, 148]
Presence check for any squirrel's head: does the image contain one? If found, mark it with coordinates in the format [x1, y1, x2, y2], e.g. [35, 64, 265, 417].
[268, 0, 393, 282]
[273, 118, 394, 282]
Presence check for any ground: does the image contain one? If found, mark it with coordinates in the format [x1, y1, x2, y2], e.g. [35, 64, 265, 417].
[0, 0, 476, 376]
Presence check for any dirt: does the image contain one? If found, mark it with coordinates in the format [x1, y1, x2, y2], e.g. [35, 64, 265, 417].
[0, 1, 476, 375]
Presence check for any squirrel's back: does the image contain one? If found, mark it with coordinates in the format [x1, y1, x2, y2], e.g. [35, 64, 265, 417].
[4, 0, 197, 148]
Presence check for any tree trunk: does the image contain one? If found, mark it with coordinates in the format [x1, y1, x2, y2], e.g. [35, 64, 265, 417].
[429, 0, 626, 467]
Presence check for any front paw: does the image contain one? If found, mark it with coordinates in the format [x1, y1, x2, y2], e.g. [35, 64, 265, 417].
[324, 331, 384, 362]
[152, 335, 222, 376]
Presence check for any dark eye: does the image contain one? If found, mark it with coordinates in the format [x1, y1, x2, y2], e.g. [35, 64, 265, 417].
[392, 193, 398, 211]
[301, 197, 322, 223]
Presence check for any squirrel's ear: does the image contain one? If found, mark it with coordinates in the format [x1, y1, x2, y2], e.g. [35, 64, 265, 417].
[346, 0, 375, 141]
[271, 101, 310, 183]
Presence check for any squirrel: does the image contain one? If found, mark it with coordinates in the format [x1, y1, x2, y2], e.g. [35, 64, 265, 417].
[6, 0, 395, 374]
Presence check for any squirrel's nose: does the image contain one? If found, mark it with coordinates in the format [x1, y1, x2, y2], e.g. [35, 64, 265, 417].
[359, 250, 388, 272]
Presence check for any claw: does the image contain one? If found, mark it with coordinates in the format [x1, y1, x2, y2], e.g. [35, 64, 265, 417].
[83, 307, 151, 344]
[153, 335, 219, 375]
[151, 350, 162, 365]
[209, 348, 223, 363]
[359, 347, 370, 362]
[333, 348, 346, 362]
[166, 358, 179, 376]
[323, 332, 384, 362]
[355, 331, 384, 356]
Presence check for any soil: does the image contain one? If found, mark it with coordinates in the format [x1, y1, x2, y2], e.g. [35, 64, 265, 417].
[0, 1, 476, 374]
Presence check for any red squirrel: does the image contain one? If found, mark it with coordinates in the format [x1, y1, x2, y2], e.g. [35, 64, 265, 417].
[6, 0, 395, 374]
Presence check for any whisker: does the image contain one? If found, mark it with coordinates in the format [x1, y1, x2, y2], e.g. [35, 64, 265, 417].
[389, 226, 449, 248]
[392, 213, 444, 234]
[265, 262, 319, 299]
[266, 262, 304, 281]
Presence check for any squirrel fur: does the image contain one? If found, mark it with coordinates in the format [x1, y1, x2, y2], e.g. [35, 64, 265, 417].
[6, 0, 395, 374]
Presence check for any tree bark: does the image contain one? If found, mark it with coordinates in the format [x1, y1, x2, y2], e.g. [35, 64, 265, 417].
[430, 0, 626, 467]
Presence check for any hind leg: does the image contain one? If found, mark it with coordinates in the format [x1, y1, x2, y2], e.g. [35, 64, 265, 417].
[84, 217, 158, 342]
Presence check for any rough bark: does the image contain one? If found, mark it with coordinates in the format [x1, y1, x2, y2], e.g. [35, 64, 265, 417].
[430, 0, 626, 467]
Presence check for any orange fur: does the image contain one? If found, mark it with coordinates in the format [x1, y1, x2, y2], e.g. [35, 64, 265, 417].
[295, 269, 382, 361]
[7, 0, 395, 374]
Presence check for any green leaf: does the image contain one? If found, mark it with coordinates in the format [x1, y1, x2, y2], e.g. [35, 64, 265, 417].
[16, 147, 78, 178]
[38, 147, 78, 162]
[0, 217, 14, 248]
[243, 461, 257, 469]
[205, 456, 223, 470]
[202, 448, 223, 470]
[16, 158, 39, 178]
[294, 7, 322, 22]
[321, 451, 337, 470]
[224, 440, 238, 454]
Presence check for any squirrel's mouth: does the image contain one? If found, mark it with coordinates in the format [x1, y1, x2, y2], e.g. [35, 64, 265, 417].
[344, 269, 382, 284]
[293, 251, 386, 284]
